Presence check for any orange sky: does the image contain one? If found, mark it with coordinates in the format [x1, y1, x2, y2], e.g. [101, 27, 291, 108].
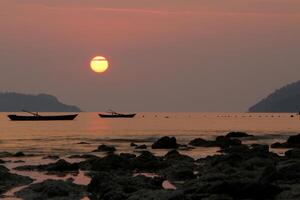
[1, 1, 300, 111]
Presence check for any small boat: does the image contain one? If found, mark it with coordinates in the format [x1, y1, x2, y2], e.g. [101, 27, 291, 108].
[8, 110, 78, 121]
[99, 110, 136, 118]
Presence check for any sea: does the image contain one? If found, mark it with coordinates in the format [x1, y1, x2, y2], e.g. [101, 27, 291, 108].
[1, 112, 299, 199]
[0, 112, 299, 157]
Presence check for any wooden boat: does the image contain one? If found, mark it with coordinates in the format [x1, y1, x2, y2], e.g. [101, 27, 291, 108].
[99, 110, 136, 118]
[8, 110, 78, 121]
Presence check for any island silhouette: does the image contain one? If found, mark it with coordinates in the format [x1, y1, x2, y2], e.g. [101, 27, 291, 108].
[249, 80, 300, 113]
[0, 92, 80, 112]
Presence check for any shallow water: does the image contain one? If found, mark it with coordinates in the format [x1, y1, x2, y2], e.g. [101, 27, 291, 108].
[0, 112, 299, 155]
[0, 112, 299, 199]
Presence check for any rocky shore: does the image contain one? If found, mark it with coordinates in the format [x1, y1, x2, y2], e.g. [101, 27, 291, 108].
[1, 132, 300, 199]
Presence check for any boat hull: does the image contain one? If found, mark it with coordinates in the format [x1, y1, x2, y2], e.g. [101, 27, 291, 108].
[8, 114, 78, 121]
[99, 114, 136, 118]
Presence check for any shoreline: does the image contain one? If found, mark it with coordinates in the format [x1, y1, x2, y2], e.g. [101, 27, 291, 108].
[1, 132, 300, 199]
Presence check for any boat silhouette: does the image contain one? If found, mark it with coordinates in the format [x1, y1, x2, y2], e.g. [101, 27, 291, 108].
[7, 110, 78, 121]
[99, 110, 136, 118]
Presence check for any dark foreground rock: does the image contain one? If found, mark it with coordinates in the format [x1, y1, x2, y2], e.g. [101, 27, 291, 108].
[225, 131, 253, 138]
[152, 136, 178, 149]
[271, 134, 300, 148]
[88, 172, 164, 200]
[189, 136, 241, 149]
[188, 138, 212, 147]
[93, 144, 116, 153]
[43, 155, 60, 160]
[0, 165, 33, 194]
[15, 159, 79, 172]
[15, 179, 86, 200]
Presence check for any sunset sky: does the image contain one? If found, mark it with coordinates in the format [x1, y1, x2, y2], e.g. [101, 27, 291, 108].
[1, 0, 300, 112]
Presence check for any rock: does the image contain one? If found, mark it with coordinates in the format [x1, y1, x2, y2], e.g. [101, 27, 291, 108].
[15, 159, 79, 172]
[271, 142, 288, 148]
[0, 151, 13, 158]
[275, 184, 300, 200]
[77, 141, 90, 144]
[130, 143, 138, 147]
[127, 189, 185, 200]
[0, 159, 5, 164]
[271, 134, 300, 149]
[277, 160, 300, 181]
[87, 172, 163, 200]
[222, 144, 250, 154]
[214, 136, 242, 149]
[135, 144, 147, 149]
[285, 148, 300, 159]
[88, 154, 132, 172]
[120, 153, 136, 159]
[68, 154, 99, 159]
[94, 144, 116, 153]
[189, 138, 212, 147]
[287, 134, 300, 148]
[0, 165, 33, 194]
[164, 150, 194, 163]
[225, 132, 253, 138]
[250, 144, 269, 154]
[42, 155, 60, 160]
[132, 151, 164, 171]
[161, 150, 195, 181]
[152, 136, 178, 149]
[13, 151, 25, 157]
[15, 179, 86, 200]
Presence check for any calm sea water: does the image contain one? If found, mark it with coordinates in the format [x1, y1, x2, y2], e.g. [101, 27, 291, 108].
[2, 112, 300, 199]
[0, 112, 299, 156]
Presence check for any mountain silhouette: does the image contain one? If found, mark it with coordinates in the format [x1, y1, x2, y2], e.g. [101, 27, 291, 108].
[0, 92, 80, 112]
[249, 80, 300, 113]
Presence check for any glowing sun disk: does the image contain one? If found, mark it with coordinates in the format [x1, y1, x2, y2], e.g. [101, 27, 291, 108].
[90, 56, 109, 73]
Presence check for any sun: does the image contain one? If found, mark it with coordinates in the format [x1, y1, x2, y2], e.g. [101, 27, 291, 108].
[90, 56, 109, 73]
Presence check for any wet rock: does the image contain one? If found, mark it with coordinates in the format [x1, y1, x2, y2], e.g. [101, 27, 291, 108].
[152, 136, 178, 149]
[94, 144, 116, 153]
[43, 155, 60, 160]
[161, 150, 195, 181]
[87, 172, 164, 200]
[225, 132, 253, 138]
[13, 151, 25, 157]
[135, 144, 147, 149]
[68, 154, 99, 159]
[222, 144, 250, 154]
[250, 144, 269, 154]
[214, 136, 242, 149]
[15, 179, 86, 200]
[277, 160, 300, 181]
[189, 138, 212, 147]
[271, 142, 287, 148]
[0, 159, 5, 164]
[130, 143, 138, 147]
[275, 184, 300, 200]
[15, 159, 79, 172]
[0, 165, 33, 195]
[77, 141, 90, 144]
[285, 148, 300, 159]
[0, 152, 13, 158]
[127, 189, 185, 200]
[88, 154, 132, 172]
[164, 150, 194, 163]
[132, 151, 164, 171]
[287, 134, 300, 148]
[120, 153, 136, 159]
[271, 134, 300, 149]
